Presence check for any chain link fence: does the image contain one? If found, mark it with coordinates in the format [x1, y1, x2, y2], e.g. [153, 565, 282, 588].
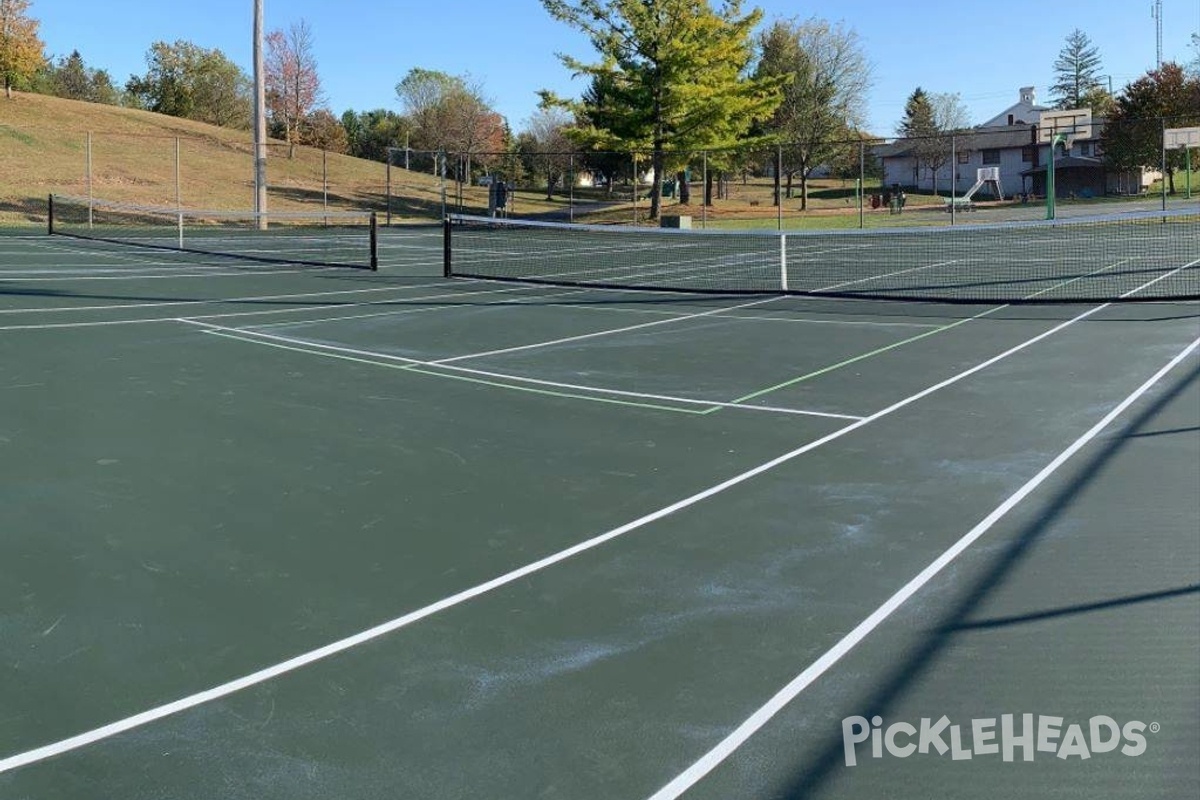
[5, 113, 1194, 228]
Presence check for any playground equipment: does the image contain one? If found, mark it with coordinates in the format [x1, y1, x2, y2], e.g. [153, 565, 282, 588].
[945, 167, 1004, 211]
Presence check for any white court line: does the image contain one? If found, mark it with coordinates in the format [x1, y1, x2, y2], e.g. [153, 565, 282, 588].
[813, 259, 960, 293]
[240, 287, 594, 330]
[0, 284, 574, 331]
[430, 296, 784, 365]
[0, 279, 485, 315]
[537, 302, 945, 329]
[0, 287, 1140, 776]
[646, 332, 1200, 800]
[183, 322, 865, 421]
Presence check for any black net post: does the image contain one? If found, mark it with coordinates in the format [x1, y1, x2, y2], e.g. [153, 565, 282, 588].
[47, 193, 54, 235]
[442, 215, 452, 278]
[369, 212, 378, 271]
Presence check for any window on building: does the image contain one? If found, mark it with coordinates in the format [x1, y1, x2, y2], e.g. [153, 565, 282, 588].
[1079, 142, 1092, 157]
[1021, 146, 1036, 163]
[957, 150, 970, 164]
[982, 149, 1001, 165]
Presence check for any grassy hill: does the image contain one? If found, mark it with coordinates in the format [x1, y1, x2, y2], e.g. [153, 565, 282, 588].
[0, 92, 454, 227]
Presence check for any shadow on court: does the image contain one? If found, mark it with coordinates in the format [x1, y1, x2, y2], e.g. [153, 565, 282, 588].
[774, 359, 1200, 800]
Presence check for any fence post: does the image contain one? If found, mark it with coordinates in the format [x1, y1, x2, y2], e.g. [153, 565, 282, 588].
[701, 150, 708, 229]
[569, 152, 575, 223]
[1161, 117, 1168, 212]
[85, 131, 93, 228]
[858, 139, 865, 229]
[950, 134, 956, 225]
[386, 157, 392, 226]
[776, 144, 783, 231]
[632, 151, 638, 225]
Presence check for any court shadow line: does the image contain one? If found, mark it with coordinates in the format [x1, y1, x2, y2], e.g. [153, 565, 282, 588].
[768, 357, 1200, 800]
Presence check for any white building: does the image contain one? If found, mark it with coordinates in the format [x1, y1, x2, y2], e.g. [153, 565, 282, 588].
[876, 87, 1155, 199]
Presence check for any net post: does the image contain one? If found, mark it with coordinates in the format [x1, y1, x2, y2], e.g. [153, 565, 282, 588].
[47, 193, 53, 235]
[369, 212, 379, 271]
[779, 233, 788, 292]
[177, 211, 184, 250]
[442, 215, 452, 278]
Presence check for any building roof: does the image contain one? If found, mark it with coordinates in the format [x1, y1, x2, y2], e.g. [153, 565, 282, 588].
[874, 125, 1035, 159]
[1020, 156, 1106, 176]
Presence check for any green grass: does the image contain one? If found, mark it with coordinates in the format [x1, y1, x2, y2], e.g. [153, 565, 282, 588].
[0, 92, 566, 226]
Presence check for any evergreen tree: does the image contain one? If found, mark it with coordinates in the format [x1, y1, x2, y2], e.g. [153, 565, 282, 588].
[540, 0, 783, 218]
[53, 50, 90, 99]
[1050, 29, 1103, 109]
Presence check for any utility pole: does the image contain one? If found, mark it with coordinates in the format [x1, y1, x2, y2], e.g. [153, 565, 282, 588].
[252, 0, 268, 228]
[1152, 0, 1163, 68]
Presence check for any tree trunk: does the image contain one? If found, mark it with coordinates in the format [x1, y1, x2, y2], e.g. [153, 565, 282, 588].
[800, 172, 808, 211]
[705, 170, 715, 206]
[677, 170, 690, 205]
[785, 171, 794, 201]
[773, 150, 782, 207]
[650, 146, 664, 220]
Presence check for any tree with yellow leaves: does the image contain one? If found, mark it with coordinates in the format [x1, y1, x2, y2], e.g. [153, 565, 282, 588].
[0, 0, 45, 99]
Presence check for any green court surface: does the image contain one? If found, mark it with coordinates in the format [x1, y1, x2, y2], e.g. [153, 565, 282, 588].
[0, 226, 1197, 799]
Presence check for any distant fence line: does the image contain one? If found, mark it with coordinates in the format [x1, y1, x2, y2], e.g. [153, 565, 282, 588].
[10, 114, 1195, 229]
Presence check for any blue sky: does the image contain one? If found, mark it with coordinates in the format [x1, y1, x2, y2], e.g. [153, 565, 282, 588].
[30, 0, 1200, 136]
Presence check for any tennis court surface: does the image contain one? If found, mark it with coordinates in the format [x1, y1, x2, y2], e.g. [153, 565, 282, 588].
[1, 217, 1197, 799]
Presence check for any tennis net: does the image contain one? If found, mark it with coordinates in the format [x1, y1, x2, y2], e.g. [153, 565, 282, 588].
[49, 194, 378, 271]
[444, 211, 1200, 303]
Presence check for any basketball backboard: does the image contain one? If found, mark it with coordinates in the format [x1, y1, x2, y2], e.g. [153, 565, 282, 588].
[1164, 126, 1200, 150]
[1037, 108, 1093, 149]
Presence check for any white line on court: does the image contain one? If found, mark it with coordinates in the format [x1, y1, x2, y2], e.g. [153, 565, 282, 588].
[813, 259, 961, 293]
[239, 287, 595, 330]
[0, 278, 532, 316]
[183, 321, 866, 421]
[0, 283, 1153, 776]
[644, 332, 1200, 800]
[430, 296, 784, 364]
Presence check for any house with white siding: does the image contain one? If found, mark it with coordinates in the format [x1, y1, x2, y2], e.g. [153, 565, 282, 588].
[876, 87, 1155, 199]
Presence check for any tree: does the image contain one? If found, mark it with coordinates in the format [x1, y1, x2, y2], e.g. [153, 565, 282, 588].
[46, 49, 118, 104]
[897, 87, 967, 196]
[0, 0, 44, 99]
[340, 107, 410, 162]
[265, 20, 323, 158]
[125, 40, 251, 128]
[520, 105, 576, 199]
[53, 49, 89, 99]
[299, 109, 348, 153]
[1078, 84, 1115, 119]
[541, 0, 782, 219]
[754, 16, 871, 210]
[396, 68, 504, 180]
[1050, 29, 1103, 110]
[1102, 63, 1200, 194]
